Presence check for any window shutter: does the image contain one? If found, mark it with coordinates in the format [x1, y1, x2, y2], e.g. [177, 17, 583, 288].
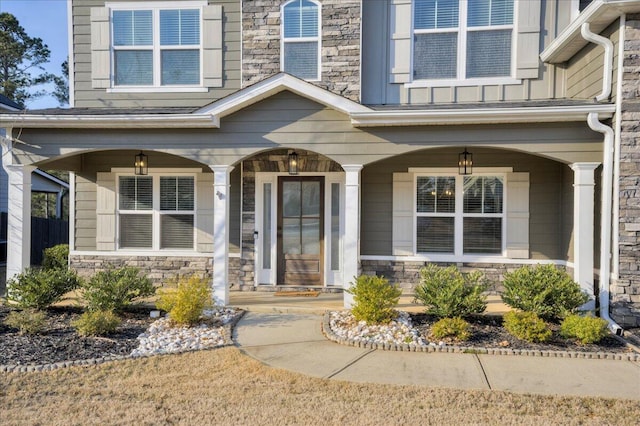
[90, 7, 111, 89]
[505, 172, 529, 258]
[202, 5, 223, 88]
[389, 0, 412, 83]
[96, 172, 116, 250]
[514, 0, 541, 79]
[196, 172, 214, 252]
[392, 172, 414, 255]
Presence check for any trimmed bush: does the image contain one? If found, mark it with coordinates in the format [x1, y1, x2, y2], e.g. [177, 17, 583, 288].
[503, 311, 552, 343]
[73, 310, 121, 336]
[42, 244, 69, 270]
[501, 264, 589, 320]
[81, 266, 155, 312]
[156, 275, 212, 326]
[6, 268, 81, 310]
[346, 275, 402, 324]
[430, 317, 471, 341]
[414, 264, 488, 318]
[4, 309, 47, 335]
[560, 314, 609, 344]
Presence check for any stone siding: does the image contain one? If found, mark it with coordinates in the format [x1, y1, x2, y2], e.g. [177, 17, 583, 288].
[69, 255, 213, 287]
[242, 0, 360, 101]
[614, 14, 640, 327]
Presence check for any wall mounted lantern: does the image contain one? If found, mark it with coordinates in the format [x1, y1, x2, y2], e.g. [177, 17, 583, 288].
[288, 151, 299, 175]
[458, 148, 473, 175]
[135, 151, 148, 175]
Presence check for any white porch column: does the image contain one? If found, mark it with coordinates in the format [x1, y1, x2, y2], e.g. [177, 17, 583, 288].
[211, 165, 234, 306]
[342, 164, 363, 308]
[5, 163, 36, 281]
[571, 162, 600, 310]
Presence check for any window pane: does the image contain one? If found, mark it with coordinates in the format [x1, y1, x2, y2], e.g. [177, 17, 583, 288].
[482, 177, 503, 213]
[463, 176, 483, 213]
[120, 176, 152, 210]
[414, 33, 457, 79]
[284, 41, 318, 79]
[417, 177, 455, 213]
[414, 0, 459, 29]
[160, 214, 194, 249]
[160, 9, 200, 46]
[301, 181, 320, 217]
[282, 181, 301, 217]
[463, 217, 502, 254]
[417, 216, 454, 253]
[120, 214, 152, 248]
[301, 218, 320, 255]
[114, 50, 153, 85]
[283, 0, 318, 38]
[283, 218, 301, 255]
[468, 0, 513, 27]
[113, 10, 152, 46]
[161, 50, 200, 85]
[466, 29, 511, 78]
[331, 183, 340, 271]
[464, 176, 504, 213]
[416, 177, 436, 213]
[263, 183, 272, 269]
[160, 176, 194, 211]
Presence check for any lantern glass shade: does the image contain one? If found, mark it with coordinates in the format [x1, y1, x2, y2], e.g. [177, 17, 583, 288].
[458, 148, 473, 175]
[288, 151, 299, 175]
[135, 151, 148, 175]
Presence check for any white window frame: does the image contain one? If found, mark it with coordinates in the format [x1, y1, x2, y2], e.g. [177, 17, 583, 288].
[116, 172, 197, 251]
[280, 0, 322, 81]
[408, 0, 520, 88]
[412, 168, 509, 260]
[106, 1, 206, 91]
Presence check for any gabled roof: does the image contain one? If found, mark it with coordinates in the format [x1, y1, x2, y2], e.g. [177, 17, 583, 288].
[0, 94, 23, 111]
[196, 73, 370, 125]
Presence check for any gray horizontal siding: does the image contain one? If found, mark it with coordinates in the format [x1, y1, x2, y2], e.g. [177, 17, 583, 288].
[75, 173, 97, 250]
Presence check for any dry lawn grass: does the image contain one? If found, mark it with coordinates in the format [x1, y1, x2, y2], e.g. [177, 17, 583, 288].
[1, 347, 638, 425]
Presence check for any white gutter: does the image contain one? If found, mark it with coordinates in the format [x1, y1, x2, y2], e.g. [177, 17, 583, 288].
[587, 113, 623, 335]
[612, 15, 625, 279]
[580, 23, 614, 101]
[350, 104, 615, 127]
[0, 113, 219, 129]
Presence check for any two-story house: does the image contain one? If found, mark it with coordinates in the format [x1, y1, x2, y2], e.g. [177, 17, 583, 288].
[1, 0, 639, 331]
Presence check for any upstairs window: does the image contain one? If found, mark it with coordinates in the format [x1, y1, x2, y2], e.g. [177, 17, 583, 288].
[413, 0, 514, 81]
[282, 0, 321, 80]
[112, 7, 201, 87]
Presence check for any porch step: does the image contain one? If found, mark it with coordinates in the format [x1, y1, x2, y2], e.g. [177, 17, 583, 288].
[234, 285, 343, 294]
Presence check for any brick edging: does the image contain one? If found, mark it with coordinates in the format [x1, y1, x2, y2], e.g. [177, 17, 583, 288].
[0, 310, 246, 374]
[321, 312, 640, 362]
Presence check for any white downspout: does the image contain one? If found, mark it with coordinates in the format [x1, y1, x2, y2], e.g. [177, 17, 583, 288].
[587, 113, 623, 335]
[581, 23, 613, 101]
[612, 15, 625, 279]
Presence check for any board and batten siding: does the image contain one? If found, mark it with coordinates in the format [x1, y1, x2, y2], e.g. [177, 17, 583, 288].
[566, 21, 620, 102]
[361, 148, 579, 261]
[75, 173, 97, 250]
[362, 0, 568, 105]
[73, 0, 241, 108]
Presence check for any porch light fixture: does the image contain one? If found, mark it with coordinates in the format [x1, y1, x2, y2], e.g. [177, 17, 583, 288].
[288, 151, 299, 175]
[134, 151, 148, 176]
[458, 148, 473, 175]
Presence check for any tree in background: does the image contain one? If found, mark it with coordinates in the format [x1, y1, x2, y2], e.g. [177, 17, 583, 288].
[0, 12, 55, 107]
[52, 60, 68, 106]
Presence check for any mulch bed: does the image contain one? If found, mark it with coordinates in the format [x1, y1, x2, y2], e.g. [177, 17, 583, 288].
[410, 313, 635, 354]
[0, 305, 154, 366]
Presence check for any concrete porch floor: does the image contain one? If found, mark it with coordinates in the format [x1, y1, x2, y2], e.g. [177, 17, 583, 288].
[229, 291, 510, 315]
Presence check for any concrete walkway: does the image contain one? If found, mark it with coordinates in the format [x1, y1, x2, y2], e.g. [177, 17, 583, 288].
[234, 312, 640, 400]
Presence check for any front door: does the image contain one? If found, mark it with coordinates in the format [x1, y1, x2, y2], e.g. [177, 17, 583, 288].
[277, 176, 324, 286]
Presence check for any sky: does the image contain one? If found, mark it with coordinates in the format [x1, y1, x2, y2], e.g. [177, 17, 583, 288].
[0, 0, 68, 109]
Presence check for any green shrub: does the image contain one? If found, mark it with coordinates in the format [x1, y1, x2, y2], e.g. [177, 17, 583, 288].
[72, 310, 121, 336]
[6, 268, 81, 310]
[4, 309, 47, 335]
[501, 264, 589, 320]
[81, 266, 155, 312]
[560, 314, 609, 344]
[42, 244, 69, 270]
[414, 264, 488, 318]
[503, 311, 552, 343]
[346, 275, 402, 324]
[156, 275, 212, 326]
[430, 317, 471, 341]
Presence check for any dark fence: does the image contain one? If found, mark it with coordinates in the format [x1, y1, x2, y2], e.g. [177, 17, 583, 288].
[0, 213, 69, 265]
[30, 216, 69, 265]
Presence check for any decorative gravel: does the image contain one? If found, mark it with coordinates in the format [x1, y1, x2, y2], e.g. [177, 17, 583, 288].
[328, 310, 428, 347]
